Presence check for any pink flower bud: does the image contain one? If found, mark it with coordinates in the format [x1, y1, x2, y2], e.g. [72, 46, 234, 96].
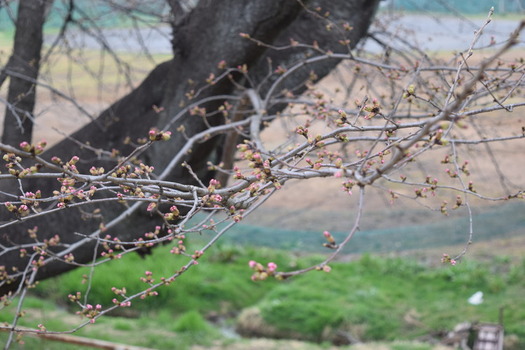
[267, 262, 277, 272]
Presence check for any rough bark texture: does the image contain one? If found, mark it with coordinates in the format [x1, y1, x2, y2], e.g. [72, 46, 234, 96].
[0, 0, 380, 295]
[2, 0, 52, 146]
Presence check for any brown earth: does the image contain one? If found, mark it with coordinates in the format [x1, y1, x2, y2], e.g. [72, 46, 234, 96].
[1, 42, 524, 242]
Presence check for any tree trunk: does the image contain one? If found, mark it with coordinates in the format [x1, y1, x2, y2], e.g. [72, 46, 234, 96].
[2, 0, 52, 146]
[0, 0, 380, 295]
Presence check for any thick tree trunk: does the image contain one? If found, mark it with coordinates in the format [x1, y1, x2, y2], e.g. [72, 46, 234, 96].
[2, 0, 52, 146]
[0, 0, 380, 295]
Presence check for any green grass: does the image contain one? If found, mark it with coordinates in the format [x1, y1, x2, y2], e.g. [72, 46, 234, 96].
[0, 297, 220, 350]
[253, 254, 525, 344]
[33, 243, 300, 315]
[2, 229, 524, 349]
[0, 245, 516, 349]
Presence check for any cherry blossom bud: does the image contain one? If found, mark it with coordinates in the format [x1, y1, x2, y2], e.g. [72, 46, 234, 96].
[267, 262, 277, 272]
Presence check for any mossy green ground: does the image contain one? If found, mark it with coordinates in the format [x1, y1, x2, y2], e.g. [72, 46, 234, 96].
[1, 243, 524, 349]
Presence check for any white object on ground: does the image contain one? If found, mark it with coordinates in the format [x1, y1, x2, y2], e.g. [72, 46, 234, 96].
[468, 291, 483, 305]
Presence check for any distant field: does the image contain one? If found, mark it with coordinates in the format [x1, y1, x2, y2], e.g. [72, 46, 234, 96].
[227, 201, 525, 256]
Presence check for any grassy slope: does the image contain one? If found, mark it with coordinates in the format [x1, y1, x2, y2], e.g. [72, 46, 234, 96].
[1, 243, 523, 349]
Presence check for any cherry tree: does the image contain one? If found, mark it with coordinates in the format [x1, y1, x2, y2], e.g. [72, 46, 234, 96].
[0, 0, 524, 347]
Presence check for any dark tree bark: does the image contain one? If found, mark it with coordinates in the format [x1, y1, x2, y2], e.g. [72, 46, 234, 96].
[1, 0, 52, 146]
[0, 0, 380, 295]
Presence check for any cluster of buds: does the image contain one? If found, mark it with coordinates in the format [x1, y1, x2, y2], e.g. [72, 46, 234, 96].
[432, 129, 448, 146]
[315, 265, 332, 273]
[208, 178, 221, 192]
[112, 298, 131, 308]
[335, 109, 349, 126]
[189, 106, 207, 117]
[42, 235, 60, 249]
[355, 149, 368, 159]
[248, 260, 278, 281]
[111, 287, 127, 297]
[0, 266, 10, 283]
[217, 60, 227, 69]
[274, 65, 287, 74]
[140, 271, 155, 284]
[111, 164, 132, 178]
[146, 194, 160, 212]
[5, 202, 30, 217]
[59, 156, 81, 173]
[440, 201, 448, 216]
[218, 101, 232, 117]
[77, 304, 102, 323]
[295, 125, 309, 138]
[307, 134, 325, 148]
[425, 176, 439, 195]
[89, 166, 105, 176]
[145, 226, 161, 240]
[414, 187, 428, 198]
[205, 73, 216, 85]
[99, 235, 123, 261]
[134, 163, 155, 176]
[445, 168, 458, 178]
[460, 161, 470, 176]
[305, 157, 322, 170]
[170, 236, 186, 255]
[53, 175, 90, 207]
[363, 98, 381, 119]
[2, 152, 42, 178]
[441, 253, 457, 266]
[164, 206, 180, 221]
[68, 291, 82, 302]
[20, 191, 42, 208]
[322, 231, 338, 249]
[232, 165, 245, 180]
[140, 288, 159, 300]
[135, 236, 154, 250]
[3, 152, 21, 164]
[453, 195, 463, 209]
[31, 256, 45, 271]
[403, 84, 416, 99]
[388, 190, 399, 204]
[100, 248, 121, 260]
[111, 287, 131, 307]
[19, 140, 47, 155]
[237, 143, 273, 181]
[201, 193, 223, 207]
[341, 179, 354, 196]
[191, 250, 204, 261]
[229, 205, 244, 223]
[148, 129, 172, 142]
